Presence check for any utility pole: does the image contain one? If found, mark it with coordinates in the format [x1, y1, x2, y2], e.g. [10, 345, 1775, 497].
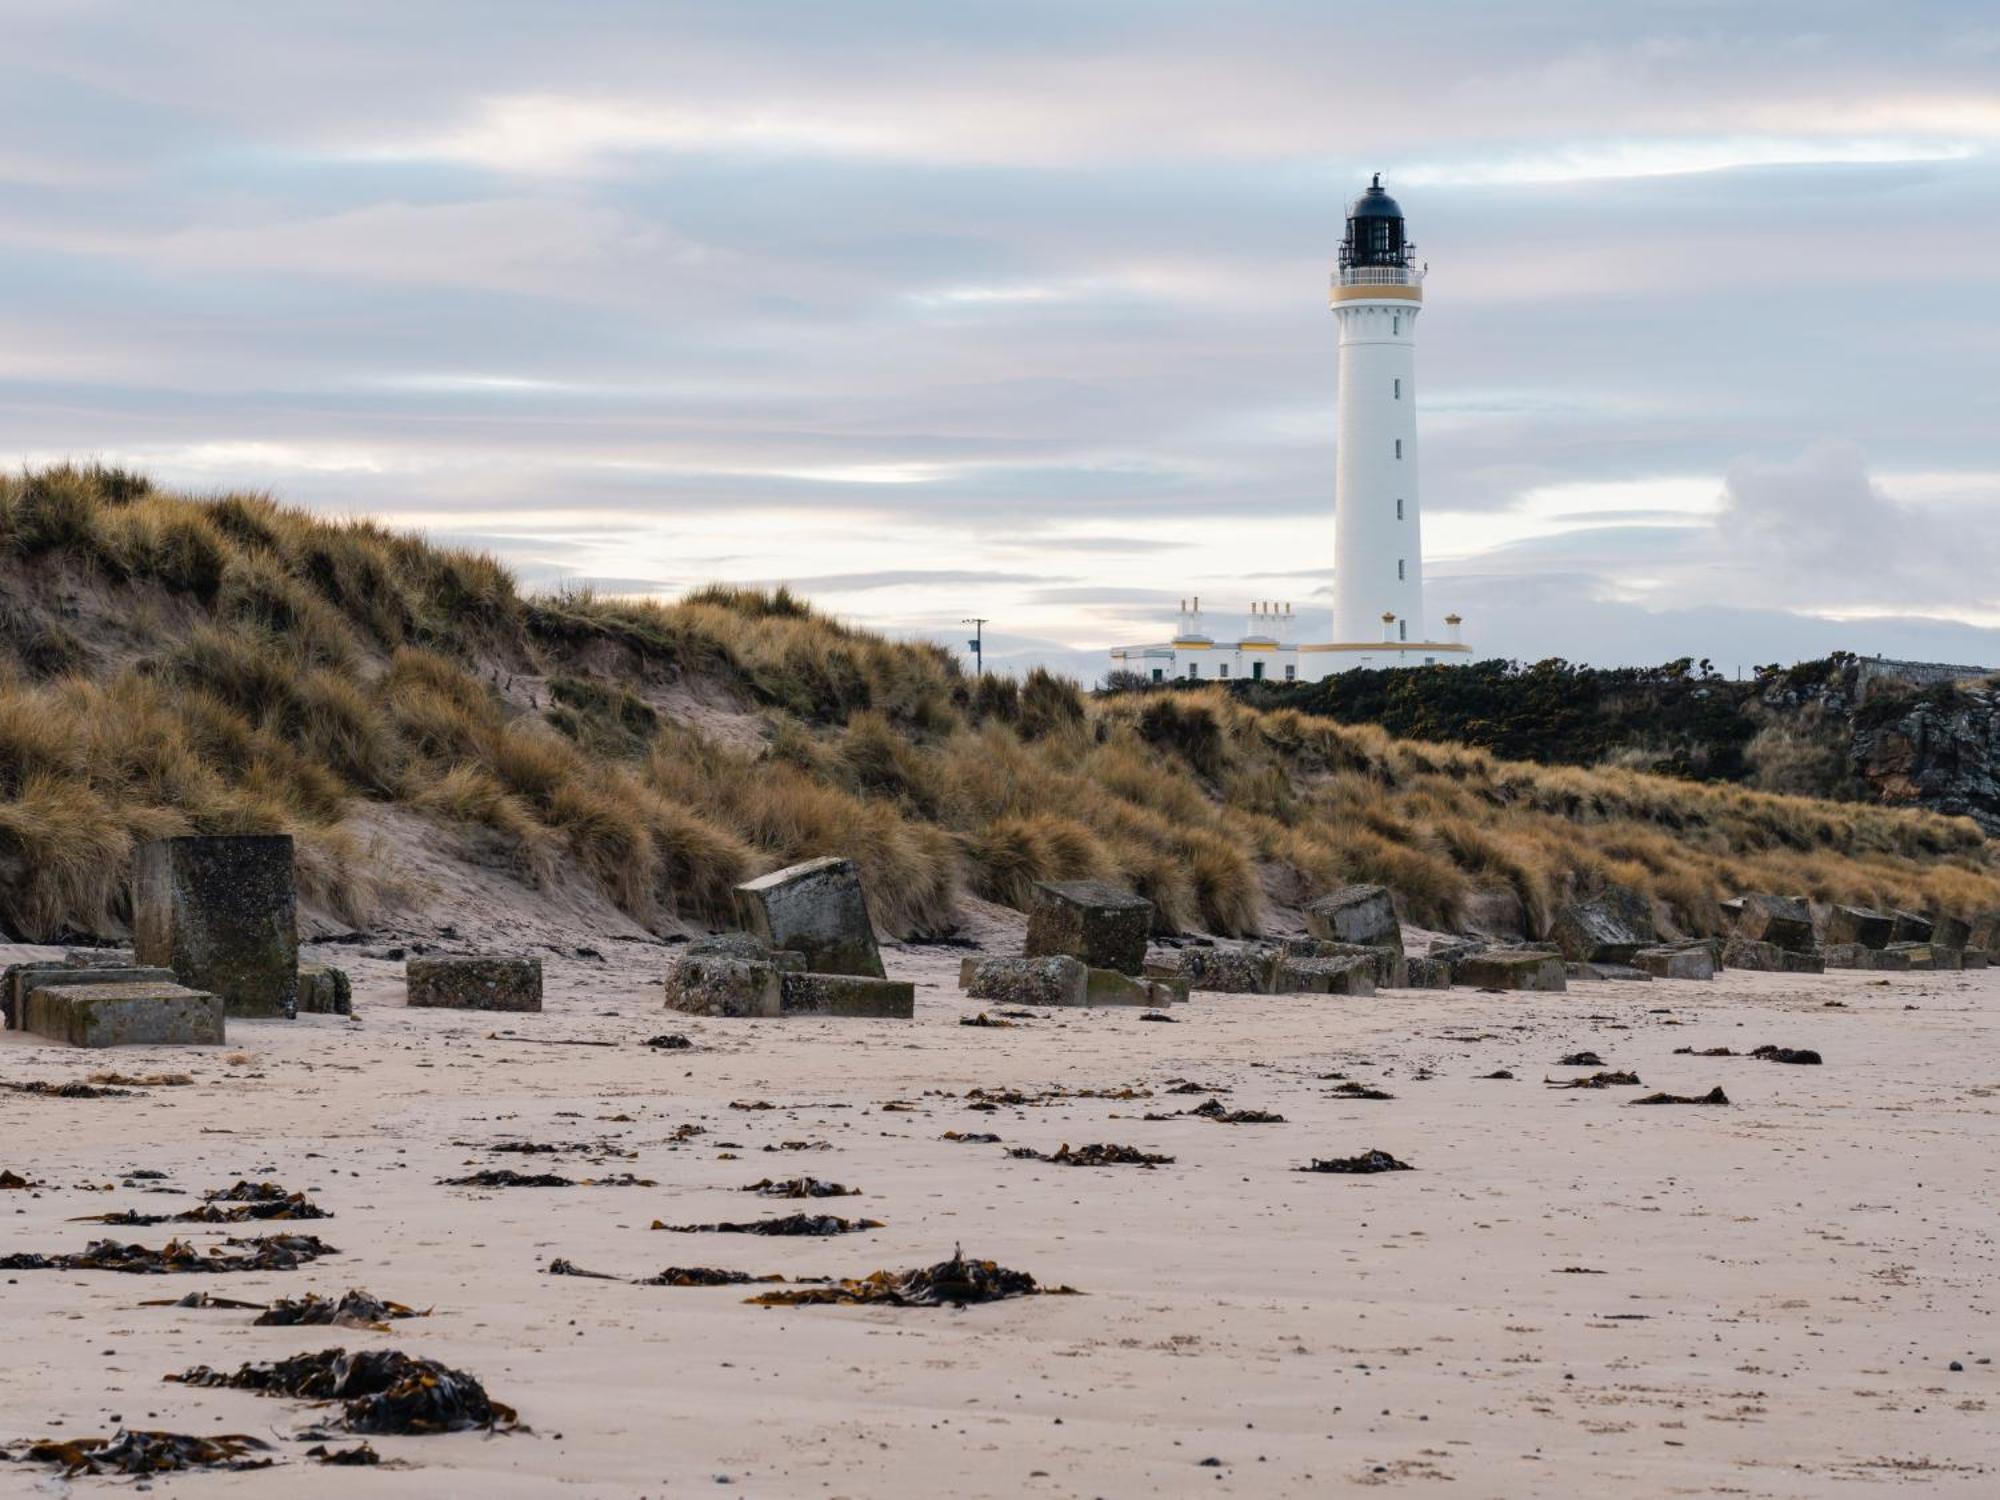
[962, 618, 988, 677]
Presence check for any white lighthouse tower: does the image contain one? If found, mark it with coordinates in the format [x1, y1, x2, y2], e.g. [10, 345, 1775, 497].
[1106, 174, 1469, 686]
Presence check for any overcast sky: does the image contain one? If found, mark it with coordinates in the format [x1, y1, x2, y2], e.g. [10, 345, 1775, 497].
[4, 2, 1996, 675]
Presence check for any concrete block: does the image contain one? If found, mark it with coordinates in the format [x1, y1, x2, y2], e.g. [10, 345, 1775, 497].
[1276, 956, 1377, 997]
[134, 835, 298, 1018]
[1967, 912, 2000, 953]
[1930, 914, 1972, 952]
[1822, 942, 1868, 969]
[407, 955, 543, 1012]
[1168, 945, 1281, 994]
[297, 964, 352, 1016]
[1721, 938, 1783, 972]
[1454, 952, 1567, 991]
[1780, 949, 1827, 974]
[665, 955, 782, 1017]
[1633, 946, 1716, 981]
[1145, 976, 1191, 1006]
[1734, 893, 1815, 953]
[1282, 938, 1406, 988]
[1963, 948, 1989, 970]
[1568, 962, 1652, 982]
[961, 955, 1087, 1007]
[1822, 905, 1895, 949]
[1304, 885, 1402, 951]
[4, 963, 177, 1030]
[1083, 968, 1155, 1006]
[1404, 956, 1454, 989]
[734, 857, 884, 978]
[777, 971, 914, 1018]
[1549, 886, 1656, 963]
[1889, 910, 1935, 945]
[1023, 880, 1153, 976]
[1864, 947, 1912, 972]
[21, 980, 224, 1047]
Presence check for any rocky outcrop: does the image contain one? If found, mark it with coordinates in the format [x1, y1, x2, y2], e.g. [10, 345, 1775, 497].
[1851, 680, 2000, 835]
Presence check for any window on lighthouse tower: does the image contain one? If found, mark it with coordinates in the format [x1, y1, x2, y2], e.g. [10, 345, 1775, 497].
[1394, 439, 1402, 459]
[1394, 378, 1401, 399]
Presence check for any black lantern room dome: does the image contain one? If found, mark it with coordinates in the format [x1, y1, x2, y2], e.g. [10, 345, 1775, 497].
[1340, 173, 1413, 270]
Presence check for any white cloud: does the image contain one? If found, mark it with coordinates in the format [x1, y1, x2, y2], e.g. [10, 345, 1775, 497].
[1400, 135, 1978, 186]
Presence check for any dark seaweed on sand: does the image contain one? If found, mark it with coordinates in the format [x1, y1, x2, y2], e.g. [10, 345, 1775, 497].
[1, 1430, 274, 1475]
[651, 1213, 882, 1236]
[747, 1246, 1072, 1308]
[1630, 1086, 1730, 1106]
[0, 1233, 336, 1274]
[256, 1291, 424, 1330]
[171, 1347, 517, 1434]
[1544, 1071, 1642, 1089]
[439, 1168, 655, 1188]
[742, 1176, 858, 1198]
[1298, 1150, 1414, 1175]
[1005, 1143, 1173, 1167]
[1327, 1081, 1395, 1101]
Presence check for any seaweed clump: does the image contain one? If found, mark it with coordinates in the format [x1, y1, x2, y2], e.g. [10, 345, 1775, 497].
[1630, 1087, 1730, 1106]
[0, 1430, 273, 1475]
[1006, 1143, 1173, 1168]
[652, 1213, 882, 1236]
[256, 1291, 424, 1330]
[748, 1246, 1070, 1308]
[0, 1234, 336, 1274]
[170, 1347, 517, 1434]
[1544, 1071, 1642, 1090]
[742, 1177, 858, 1198]
[1297, 1150, 1414, 1175]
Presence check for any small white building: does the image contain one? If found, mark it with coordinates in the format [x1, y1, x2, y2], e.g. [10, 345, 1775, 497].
[1111, 175, 1472, 684]
[1110, 599, 1468, 685]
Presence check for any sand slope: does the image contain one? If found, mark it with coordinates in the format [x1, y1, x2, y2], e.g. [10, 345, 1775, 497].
[1, 933, 1996, 1496]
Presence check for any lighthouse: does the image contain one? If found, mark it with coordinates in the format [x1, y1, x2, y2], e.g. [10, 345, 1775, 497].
[1333, 174, 1425, 648]
[1106, 174, 1469, 686]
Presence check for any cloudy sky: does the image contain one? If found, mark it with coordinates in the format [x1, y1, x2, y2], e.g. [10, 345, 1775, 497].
[4, 1, 1997, 676]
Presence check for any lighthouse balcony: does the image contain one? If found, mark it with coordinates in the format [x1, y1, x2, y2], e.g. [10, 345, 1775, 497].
[1334, 264, 1423, 289]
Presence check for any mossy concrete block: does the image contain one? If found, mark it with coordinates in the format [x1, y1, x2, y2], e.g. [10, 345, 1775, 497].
[1276, 956, 1377, 997]
[1082, 967, 1154, 1006]
[1930, 914, 1972, 952]
[1822, 943, 1868, 969]
[1863, 947, 1912, 972]
[1168, 945, 1281, 994]
[734, 858, 884, 978]
[1889, 911, 1935, 945]
[1720, 938, 1783, 972]
[134, 835, 298, 1019]
[22, 980, 225, 1047]
[407, 955, 543, 1012]
[777, 972, 914, 1019]
[1967, 912, 2000, 953]
[1455, 952, 1567, 992]
[1822, 905, 1894, 949]
[4, 963, 177, 1030]
[664, 955, 782, 1017]
[962, 955, 1087, 1007]
[1404, 956, 1454, 989]
[297, 964, 352, 1016]
[1146, 974, 1191, 1005]
[1549, 887, 1655, 963]
[1568, 962, 1653, 982]
[1304, 884, 1402, 951]
[1023, 880, 1153, 976]
[1734, 893, 1815, 953]
[1284, 938, 1407, 989]
[1963, 948, 1990, 970]
[1633, 946, 1716, 981]
[1781, 949, 1827, 974]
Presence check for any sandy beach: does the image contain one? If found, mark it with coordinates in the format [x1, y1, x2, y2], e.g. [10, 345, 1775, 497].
[2, 922, 1996, 1497]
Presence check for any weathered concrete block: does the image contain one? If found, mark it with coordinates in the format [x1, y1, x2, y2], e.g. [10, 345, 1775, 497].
[1455, 952, 1566, 991]
[1549, 887, 1655, 963]
[4, 963, 177, 1030]
[1864, 947, 1912, 972]
[664, 955, 780, 1017]
[1967, 912, 2000, 953]
[777, 971, 914, 1019]
[734, 858, 884, 978]
[1083, 968, 1155, 1006]
[1404, 955, 1454, 989]
[1276, 956, 1377, 997]
[1930, 914, 1972, 952]
[1888, 942, 1959, 971]
[1165, 945, 1281, 994]
[1889, 911, 1935, 945]
[1963, 948, 1990, 970]
[1822, 905, 1894, 949]
[1304, 885, 1402, 951]
[1780, 949, 1826, 974]
[134, 835, 298, 1019]
[297, 963, 352, 1016]
[1023, 880, 1153, 976]
[1721, 938, 1783, 972]
[407, 955, 542, 1012]
[1282, 938, 1406, 989]
[961, 954, 1087, 1007]
[1822, 942, 1866, 969]
[1145, 976, 1190, 1006]
[1568, 962, 1653, 982]
[21, 980, 224, 1047]
[1734, 893, 1815, 953]
[1633, 946, 1716, 981]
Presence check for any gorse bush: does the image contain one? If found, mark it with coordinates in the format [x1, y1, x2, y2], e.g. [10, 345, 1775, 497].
[0, 464, 1996, 944]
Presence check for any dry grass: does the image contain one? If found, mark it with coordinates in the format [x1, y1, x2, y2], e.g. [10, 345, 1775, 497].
[1, 464, 1997, 944]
